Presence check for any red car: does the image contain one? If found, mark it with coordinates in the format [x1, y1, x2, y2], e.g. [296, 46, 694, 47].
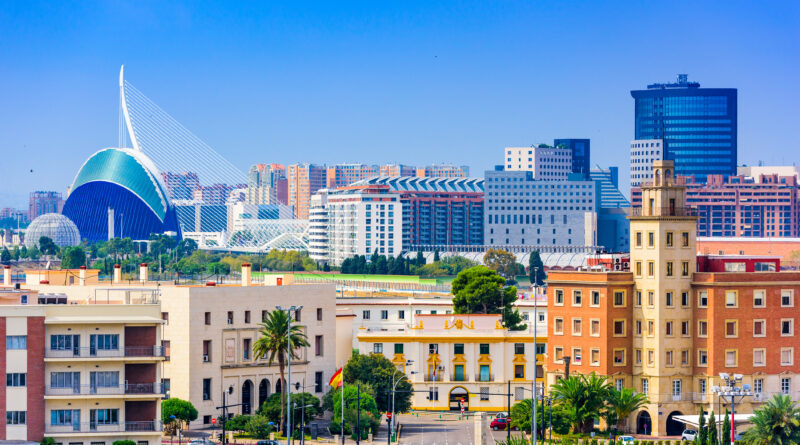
[490, 417, 518, 431]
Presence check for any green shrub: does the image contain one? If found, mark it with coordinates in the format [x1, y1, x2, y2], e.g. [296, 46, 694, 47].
[112, 441, 136, 445]
[244, 415, 273, 439]
[224, 414, 252, 431]
[40, 439, 56, 445]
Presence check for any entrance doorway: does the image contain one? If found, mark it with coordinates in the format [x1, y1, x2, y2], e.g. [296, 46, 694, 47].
[666, 411, 684, 436]
[449, 386, 469, 411]
[242, 380, 254, 414]
[636, 410, 652, 435]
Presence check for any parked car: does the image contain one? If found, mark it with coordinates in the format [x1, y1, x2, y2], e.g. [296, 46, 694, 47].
[490, 417, 518, 431]
[256, 441, 281, 445]
[495, 412, 508, 419]
[617, 436, 634, 443]
[681, 429, 698, 441]
[188, 440, 215, 445]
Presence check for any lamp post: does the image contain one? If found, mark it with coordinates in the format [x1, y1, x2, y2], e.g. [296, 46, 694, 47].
[277, 305, 303, 445]
[711, 373, 751, 445]
[294, 379, 314, 445]
[390, 361, 415, 444]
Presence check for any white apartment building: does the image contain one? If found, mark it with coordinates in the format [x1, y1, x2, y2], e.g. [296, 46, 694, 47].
[630, 139, 664, 187]
[308, 191, 329, 264]
[325, 185, 403, 266]
[484, 169, 599, 247]
[505, 146, 573, 180]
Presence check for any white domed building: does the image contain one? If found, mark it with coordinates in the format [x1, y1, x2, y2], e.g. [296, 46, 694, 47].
[24, 213, 81, 249]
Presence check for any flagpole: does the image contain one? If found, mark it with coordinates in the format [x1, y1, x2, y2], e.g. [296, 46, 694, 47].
[341, 382, 345, 445]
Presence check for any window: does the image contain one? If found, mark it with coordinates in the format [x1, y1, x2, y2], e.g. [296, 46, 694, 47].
[480, 387, 489, 401]
[682, 262, 690, 277]
[244, 311, 251, 324]
[698, 291, 708, 307]
[227, 311, 234, 324]
[681, 350, 690, 366]
[781, 378, 791, 395]
[428, 387, 439, 401]
[666, 292, 674, 307]
[294, 309, 301, 322]
[162, 312, 169, 324]
[315, 336, 323, 356]
[590, 349, 600, 366]
[665, 321, 674, 336]
[647, 291, 655, 307]
[783, 348, 795, 366]
[373, 343, 383, 354]
[613, 349, 625, 366]
[314, 371, 323, 393]
[672, 380, 682, 398]
[380, 310, 388, 320]
[317, 308, 323, 321]
[782, 290, 794, 307]
[666, 261, 674, 277]
[635, 349, 642, 365]
[515, 387, 525, 401]
[203, 415, 212, 424]
[699, 379, 707, 395]
[572, 348, 582, 365]
[479, 344, 489, 355]
[753, 290, 766, 308]
[635, 232, 642, 247]
[613, 291, 625, 307]
[554, 289, 564, 305]
[698, 349, 708, 366]
[394, 343, 404, 354]
[479, 365, 490, 381]
[553, 317, 564, 335]
[635, 291, 642, 307]
[50, 334, 78, 350]
[753, 319, 766, 337]
[91, 334, 119, 351]
[514, 365, 525, 379]
[634, 320, 642, 336]
[753, 348, 766, 367]
[754, 378, 763, 394]
[91, 371, 119, 388]
[7, 373, 26, 387]
[681, 292, 690, 307]
[724, 262, 746, 272]
[698, 320, 708, 337]
[590, 319, 600, 336]
[681, 321, 690, 336]
[203, 340, 211, 362]
[647, 320, 655, 337]
[50, 371, 79, 389]
[725, 291, 738, 308]
[261, 310, 267, 322]
[647, 262, 655, 277]
[641, 379, 649, 395]
[241, 339, 251, 360]
[453, 343, 465, 355]
[204, 312, 211, 325]
[203, 379, 211, 400]
[6, 411, 26, 425]
[635, 262, 642, 277]
[615, 379, 624, 392]
[572, 318, 582, 336]
[6, 335, 26, 349]
[554, 347, 564, 363]
[572, 290, 582, 306]
[647, 350, 654, 366]
[362, 310, 371, 320]
[648, 232, 654, 247]
[91, 409, 119, 425]
[725, 320, 738, 337]
[725, 350, 738, 367]
[514, 343, 525, 355]
[51, 409, 80, 426]
[591, 291, 600, 306]
[398, 310, 405, 320]
[613, 320, 625, 336]
[682, 232, 689, 247]
[755, 262, 776, 271]
[666, 231, 674, 247]
[782, 319, 794, 336]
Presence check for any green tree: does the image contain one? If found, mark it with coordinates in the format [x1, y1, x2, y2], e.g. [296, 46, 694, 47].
[697, 407, 707, 445]
[330, 384, 381, 439]
[19, 245, 28, 259]
[483, 248, 520, 279]
[415, 249, 425, 266]
[740, 394, 800, 445]
[224, 414, 252, 431]
[433, 249, 440, 262]
[439, 256, 479, 275]
[40, 438, 56, 445]
[60, 246, 86, 269]
[343, 353, 412, 413]
[11, 246, 19, 261]
[257, 392, 320, 430]
[510, 398, 572, 437]
[161, 398, 198, 425]
[606, 388, 648, 432]
[528, 250, 546, 285]
[707, 411, 717, 445]
[550, 373, 611, 434]
[244, 415, 275, 439]
[39, 236, 58, 255]
[253, 309, 310, 432]
[451, 266, 524, 330]
[0, 247, 10, 265]
[721, 410, 731, 445]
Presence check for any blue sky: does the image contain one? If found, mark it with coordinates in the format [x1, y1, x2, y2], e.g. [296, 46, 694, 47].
[1, 1, 799, 208]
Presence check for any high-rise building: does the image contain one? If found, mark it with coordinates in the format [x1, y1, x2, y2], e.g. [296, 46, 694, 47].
[416, 164, 469, 178]
[631, 74, 737, 182]
[247, 163, 287, 205]
[287, 164, 327, 219]
[590, 167, 630, 209]
[326, 164, 379, 189]
[160, 171, 200, 201]
[308, 190, 329, 264]
[630, 139, 664, 187]
[380, 164, 417, 177]
[504, 146, 573, 180]
[28, 191, 63, 221]
[192, 184, 233, 205]
[554, 138, 591, 178]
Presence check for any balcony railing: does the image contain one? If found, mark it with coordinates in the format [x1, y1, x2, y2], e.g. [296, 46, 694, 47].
[45, 382, 164, 396]
[45, 346, 165, 359]
[477, 374, 494, 382]
[46, 420, 161, 434]
[424, 374, 442, 382]
[629, 206, 697, 217]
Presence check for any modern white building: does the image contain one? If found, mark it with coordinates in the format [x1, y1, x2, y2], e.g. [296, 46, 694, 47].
[630, 139, 664, 187]
[484, 169, 599, 248]
[505, 146, 573, 180]
[737, 165, 800, 180]
[325, 185, 403, 266]
[308, 190, 329, 264]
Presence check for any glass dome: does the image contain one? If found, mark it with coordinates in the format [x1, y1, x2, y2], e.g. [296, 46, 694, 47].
[24, 213, 81, 248]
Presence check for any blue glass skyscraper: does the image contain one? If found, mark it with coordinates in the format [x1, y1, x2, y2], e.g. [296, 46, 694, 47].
[554, 138, 590, 178]
[631, 74, 737, 182]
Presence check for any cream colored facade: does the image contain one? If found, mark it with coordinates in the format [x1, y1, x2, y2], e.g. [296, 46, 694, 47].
[357, 314, 545, 412]
[629, 160, 698, 436]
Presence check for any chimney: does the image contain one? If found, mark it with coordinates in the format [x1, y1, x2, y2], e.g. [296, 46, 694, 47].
[79, 266, 87, 286]
[113, 264, 121, 284]
[139, 263, 148, 283]
[241, 263, 252, 286]
[3, 265, 10, 287]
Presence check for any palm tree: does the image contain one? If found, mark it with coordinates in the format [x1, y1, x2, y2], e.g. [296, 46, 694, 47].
[741, 394, 800, 444]
[253, 309, 310, 432]
[550, 373, 611, 433]
[606, 388, 649, 432]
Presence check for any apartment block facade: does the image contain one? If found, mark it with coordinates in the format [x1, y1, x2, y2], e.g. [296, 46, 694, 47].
[504, 146, 573, 180]
[288, 164, 327, 219]
[29, 191, 64, 221]
[326, 164, 379, 189]
[630, 140, 664, 187]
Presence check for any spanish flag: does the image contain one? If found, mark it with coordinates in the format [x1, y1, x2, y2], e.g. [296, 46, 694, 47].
[329, 367, 344, 388]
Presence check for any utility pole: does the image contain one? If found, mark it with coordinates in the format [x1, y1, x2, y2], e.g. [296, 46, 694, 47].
[216, 387, 241, 445]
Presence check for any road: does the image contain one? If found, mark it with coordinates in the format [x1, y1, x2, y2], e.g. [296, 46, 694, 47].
[396, 413, 475, 445]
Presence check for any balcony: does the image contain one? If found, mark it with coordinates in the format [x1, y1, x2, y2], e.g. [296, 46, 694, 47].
[45, 346, 165, 359]
[45, 382, 164, 397]
[46, 420, 161, 434]
[424, 374, 442, 382]
[477, 374, 495, 383]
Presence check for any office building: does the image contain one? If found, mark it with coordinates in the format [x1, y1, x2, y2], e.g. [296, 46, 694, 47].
[160, 172, 200, 201]
[357, 314, 545, 411]
[590, 167, 629, 209]
[630, 140, 665, 187]
[484, 169, 599, 248]
[326, 164, 379, 189]
[554, 139, 591, 178]
[631, 74, 737, 182]
[28, 191, 63, 221]
[325, 184, 403, 266]
[288, 164, 327, 219]
[247, 164, 287, 206]
[504, 146, 573, 180]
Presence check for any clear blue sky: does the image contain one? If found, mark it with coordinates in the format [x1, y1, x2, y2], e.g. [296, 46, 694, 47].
[1, 0, 799, 208]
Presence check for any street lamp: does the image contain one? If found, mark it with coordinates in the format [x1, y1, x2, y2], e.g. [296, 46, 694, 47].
[277, 305, 303, 445]
[294, 379, 315, 445]
[390, 361, 415, 444]
[711, 373, 750, 444]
